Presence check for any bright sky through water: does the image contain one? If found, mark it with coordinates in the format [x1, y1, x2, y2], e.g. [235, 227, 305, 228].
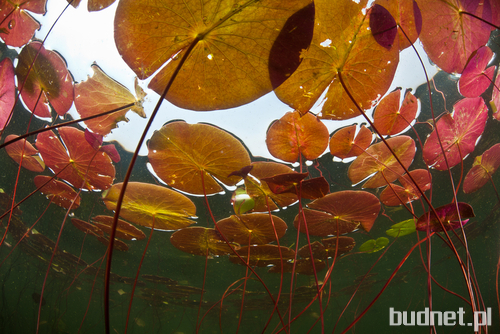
[33, 0, 438, 160]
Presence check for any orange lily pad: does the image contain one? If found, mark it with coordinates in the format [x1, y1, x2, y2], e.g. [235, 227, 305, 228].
[329, 125, 372, 160]
[216, 214, 287, 245]
[91, 215, 146, 241]
[170, 227, 237, 257]
[34, 175, 81, 210]
[4, 134, 45, 172]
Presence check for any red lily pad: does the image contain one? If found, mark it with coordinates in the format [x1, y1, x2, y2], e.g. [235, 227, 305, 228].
[170, 227, 237, 257]
[373, 88, 419, 136]
[0, 0, 46, 47]
[36, 126, 116, 190]
[91, 215, 146, 241]
[34, 175, 81, 210]
[419, 0, 494, 73]
[459, 46, 496, 98]
[148, 121, 251, 195]
[266, 111, 329, 163]
[229, 245, 295, 267]
[369, 3, 397, 49]
[492, 72, 500, 120]
[294, 190, 380, 235]
[416, 202, 474, 232]
[4, 134, 45, 172]
[422, 97, 488, 170]
[216, 214, 287, 245]
[102, 182, 197, 231]
[380, 169, 432, 206]
[0, 58, 15, 131]
[329, 125, 372, 160]
[348, 136, 416, 188]
[16, 42, 74, 118]
[463, 144, 500, 194]
[322, 236, 356, 256]
[244, 162, 298, 212]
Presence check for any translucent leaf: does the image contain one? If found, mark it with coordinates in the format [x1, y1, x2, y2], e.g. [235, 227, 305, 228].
[359, 237, 389, 253]
[385, 219, 416, 237]
[416, 202, 474, 232]
[419, 0, 493, 73]
[372, 89, 418, 136]
[75, 64, 146, 136]
[36, 127, 116, 190]
[148, 121, 251, 195]
[4, 134, 45, 172]
[459, 46, 496, 98]
[231, 188, 255, 215]
[34, 175, 81, 210]
[329, 125, 372, 160]
[294, 190, 380, 235]
[0, 0, 46, 47]
[266, 111, 329, 163]
[91, 215, 146, 241]
[16, 42, 74, 118]
[170, 227, 237, 256]
[216, 214, 287, 245]
[114, 0, 311, 110]
[422, 97, 488, 170]
[492, 73, 500, 119]
[275, 0, 399, 120]
[102, 182, 197, 231]
[0, 58, 15, 131]
[380, 169, 432, 206]
[463, 143, 500, 193]
[348, 136, 416, 188]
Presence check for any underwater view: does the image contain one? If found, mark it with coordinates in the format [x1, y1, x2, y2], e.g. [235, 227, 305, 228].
[0, 0, 499, 333]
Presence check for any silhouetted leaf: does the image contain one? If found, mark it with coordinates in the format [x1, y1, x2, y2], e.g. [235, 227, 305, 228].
[148, 121, 251, 195]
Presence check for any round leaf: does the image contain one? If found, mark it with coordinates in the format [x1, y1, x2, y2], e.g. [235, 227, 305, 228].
[170, 227, 237, 257]
[34, 175, 81, 210]
[216, 214, 287, 245]
[359, 237, 389, 253]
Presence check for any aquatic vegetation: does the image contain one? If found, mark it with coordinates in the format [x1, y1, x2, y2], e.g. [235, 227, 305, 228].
[0, 0, 499, 333]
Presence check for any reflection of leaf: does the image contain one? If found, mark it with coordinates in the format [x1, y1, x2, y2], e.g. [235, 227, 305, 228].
[275, 0, 399, 120]
[0, 58, 15, 131]
[34, 175, 81, 210]
[416, 202, 474, 232]
[36, 127, 116, 190]
[266, 111, 329, 163]
[75, 64, 146, 136]
[294, 190, 380, 235]
[0, 0, 46, 47]
[16, 42, 74, 118]
[102, 182, 197, 231]
[91, 215, 146, 241]
[148, 121, 251, 195]
[170, 227, 236, 256]
[373, 89, 418, 136]
[114, 0, 310, 110]
[419, 0, 493, 73]
[459, 46, 496, 98]
[463, 144, 500, 194]
[348, 136, 416, 188]
[423, 97, 488, 170]
[216, 214, 287, 245]
[4, 134, 45, 172]
[329, 125, 372, 160]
